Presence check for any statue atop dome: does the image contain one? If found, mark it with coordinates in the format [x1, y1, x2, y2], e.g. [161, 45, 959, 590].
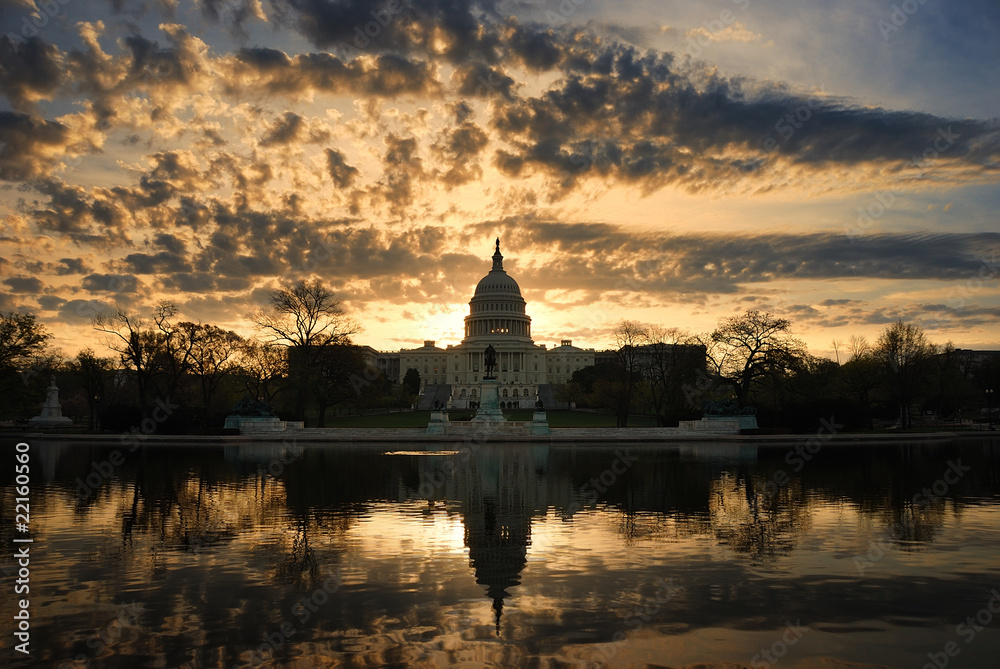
[492, 237, 504, 271]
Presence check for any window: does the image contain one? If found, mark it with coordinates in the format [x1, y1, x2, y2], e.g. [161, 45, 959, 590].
[513, 389, 519, 397]
[502, 389, 508, 397]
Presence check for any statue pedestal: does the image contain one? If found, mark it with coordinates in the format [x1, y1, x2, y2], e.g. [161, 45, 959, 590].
[530, 411, 550, 435]
[472, 379, 507, 423]
[426, 410, 450, 435]
[28, 377, 73, 427]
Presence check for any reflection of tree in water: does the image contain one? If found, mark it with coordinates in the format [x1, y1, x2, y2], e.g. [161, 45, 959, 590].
[865, 501, 947, 548]
[709, 468, 812, 563]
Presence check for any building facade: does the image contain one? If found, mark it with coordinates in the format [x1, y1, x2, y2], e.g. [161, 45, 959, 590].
[384, 240, 596, 409]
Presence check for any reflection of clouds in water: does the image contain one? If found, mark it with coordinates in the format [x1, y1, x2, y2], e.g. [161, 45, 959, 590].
[4, 440, 999, 667]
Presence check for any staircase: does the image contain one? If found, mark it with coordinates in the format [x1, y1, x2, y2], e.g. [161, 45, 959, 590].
[416, 384, 452, 410]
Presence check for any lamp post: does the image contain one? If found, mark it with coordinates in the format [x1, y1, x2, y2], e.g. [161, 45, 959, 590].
[93, 393, 101, 432]
[987, 388, 995, 431]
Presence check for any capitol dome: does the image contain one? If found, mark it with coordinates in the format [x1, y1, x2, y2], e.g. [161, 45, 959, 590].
[464, 239, 532, 343]
[474, 270, 522, 297]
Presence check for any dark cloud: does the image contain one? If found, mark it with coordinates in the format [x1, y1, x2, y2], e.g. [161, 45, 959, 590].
[0, 112, 69, 180]
[32, 179, 130, 246]
[432, 121, 489, 187]
[450, 62, 515, 99]
[195, 0, 264, 36]
[55, 257, 91, 275]
[230, 49, 440, 98]
[472, 219, 1000, 296]
[272, 0, 501, 63]
[37, 295, 66, 311]
[357, 133, 425, 218]
[152, 232, 185, 254]
[258, 111, 331, 147]
[0, 36, 65, 110]
[260, 111, 305, 146]
[325, 148, 359, 188]
[487, 43, 1000, 193]
[82, 273, 139, 293]
[56, 298, 117, 324]
[122, 251, 191, 274]
[3, 276, 43, 293]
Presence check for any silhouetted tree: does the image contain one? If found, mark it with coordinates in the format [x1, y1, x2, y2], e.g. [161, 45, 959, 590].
[72, 348, 116, 430]
[705, 310, 806, 406]
[875, 320, 935, 429]
[250, 280, 360, 421]
[402, 367, 421, 396]
[176, 322, 244, 418]
[238, 340, 287, 406]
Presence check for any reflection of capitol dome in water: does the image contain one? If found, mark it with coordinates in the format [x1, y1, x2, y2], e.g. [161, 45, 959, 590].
[458, 446, 547, 637]
[465, 499, 531, 637]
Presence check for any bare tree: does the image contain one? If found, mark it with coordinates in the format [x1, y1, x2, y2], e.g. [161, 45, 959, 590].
[238, 340, 288, 406]
[93, 306, 157, 414]
[875, 320, 935, 428]
[72, 349, 116, 431]
[705, 310, 806, 406]
[612, 320, 647, 427]
[151, 302, 195, 402]
[251, 279, 359, 348]
[840, 335, 881, 429]
[644, 326, 704, 425]
[831, 339, 844, 365]
[179, 323, 243, 412]
[250, 280, 360, 421]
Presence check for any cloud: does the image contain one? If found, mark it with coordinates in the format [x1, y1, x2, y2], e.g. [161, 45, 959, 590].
[259, 111, 331, 146]
[270, 0, 502, 63]
[228, 48, 441, 99]
[325, 148, 360, 188]
[81, 273, 140, 293]
[56, 298, 117, 323]
[432, 121, 489, 187]
[55, 257, 92, 275]
[0, 112, 70, 180]
[685, 22, 764, 44]
[3, 276, 43, 293]
[488, 42, 1000, 195]
[0, 36, 65, 110]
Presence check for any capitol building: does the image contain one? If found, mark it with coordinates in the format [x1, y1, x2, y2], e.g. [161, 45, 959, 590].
[378, 240, 596, 410]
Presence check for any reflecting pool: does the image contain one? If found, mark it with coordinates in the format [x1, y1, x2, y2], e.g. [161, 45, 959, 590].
[2, 438, 1000, 668]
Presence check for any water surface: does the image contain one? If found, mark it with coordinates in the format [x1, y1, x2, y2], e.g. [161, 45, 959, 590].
[2, 438, 999, 668]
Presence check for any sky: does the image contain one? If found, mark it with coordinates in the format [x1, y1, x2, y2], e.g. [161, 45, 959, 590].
[0, 0, 998, 358]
